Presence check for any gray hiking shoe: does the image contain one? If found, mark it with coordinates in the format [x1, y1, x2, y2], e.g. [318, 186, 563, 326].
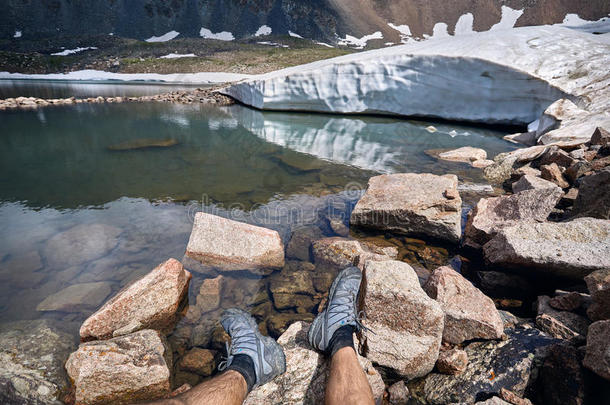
[218, 308, 286, 388]
[308, 266, 363, 353]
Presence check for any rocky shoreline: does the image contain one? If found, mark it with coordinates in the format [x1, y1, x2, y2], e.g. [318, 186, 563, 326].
[0, 87, 234, 110]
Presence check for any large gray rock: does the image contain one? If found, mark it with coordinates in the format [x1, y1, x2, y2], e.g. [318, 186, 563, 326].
[464, 187, 563, 249]
[511, 174, 561, 193]
[535, 296, 589, 341]
[43, 223, 122, 268]
[244, 322, 385, 405]
[0, 320, 77, 405]
[311, 237, 397, 270]
[66, 329, 172, 405]
[584, 269, 610, 321]
[80, 258, 191, 340]
[360, 260, 444, 379]
[583, 320, 610, 381]
[185, 212, 284, 274]
[483, 218, 610, 279]
[424, 266, 504, 344]
[409, 326, 558, 405]
[36, 281, 113, 313]
[572, 168, 610, 219]
[350, 173, 461, 243]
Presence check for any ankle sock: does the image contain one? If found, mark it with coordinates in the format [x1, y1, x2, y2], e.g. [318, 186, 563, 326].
[328, 324, 356, 357]
[227, 354, 256, 392]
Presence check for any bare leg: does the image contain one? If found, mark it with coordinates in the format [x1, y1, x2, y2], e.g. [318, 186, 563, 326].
[143, 370, 248, 405]
[325, 347, 374, 405]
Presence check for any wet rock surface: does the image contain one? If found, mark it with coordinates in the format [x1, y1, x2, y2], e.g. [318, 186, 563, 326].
[80, 258, 191, 340]
[350, 173, 462, 243]
[360, 260, 444, 379]
[66, 329, 172, 405]
[424, 266, 504, 344]
[243, 321, 384, 405]
[36, 281, 113, 313]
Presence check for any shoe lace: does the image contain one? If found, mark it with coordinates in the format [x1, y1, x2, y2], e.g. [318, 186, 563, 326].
[328, 291, 374, 335]
[217, 327, 258, 371]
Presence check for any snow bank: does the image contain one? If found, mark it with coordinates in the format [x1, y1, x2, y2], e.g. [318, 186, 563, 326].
[199, 27, 234, 41]
[0, 69, 253, 84]
[159, 53, 197, 59]
[490, 6, 524, 31]
[257, 41, 289, 48]
[14, 30, 22, 38]
[255, 25, 272, 37]
[51, 47, 97, 56]
[222, 26, 609, 126]
[337, 32, 383, 49]
[454, 13, 474, 36]
[145, 31, 180, 42]
[288, 31, 302, 38]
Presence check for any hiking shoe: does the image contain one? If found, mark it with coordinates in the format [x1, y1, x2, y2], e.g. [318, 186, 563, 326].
[308, 266, 363, 353]
[219, 308, 286, 388]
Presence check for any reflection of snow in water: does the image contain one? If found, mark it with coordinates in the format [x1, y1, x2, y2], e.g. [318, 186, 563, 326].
[208, 118, 239, 130]
[160, 114, 189, 127]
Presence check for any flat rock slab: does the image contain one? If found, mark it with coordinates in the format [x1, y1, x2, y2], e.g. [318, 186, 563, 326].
[483, 218, 610, 279]
[409, 326, 558, 405]
[350, 173, 461, 243]
[186, 213, 284, 274]
[66, 329, 171, 405]
[0, 319, 76, 405]
[80, 258, 191, 340]
[438, 146, 487, 163]
[36, 281, 112, 313]
[312, 237, 398, 270]
[43, 223, 122, 268]
[244, 321, 384, 405]
[424, 266, 504, 344]
[360, 260, 444, 379]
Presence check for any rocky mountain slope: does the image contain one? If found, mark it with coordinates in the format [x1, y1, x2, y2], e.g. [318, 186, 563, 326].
[2, 0, 609, 45]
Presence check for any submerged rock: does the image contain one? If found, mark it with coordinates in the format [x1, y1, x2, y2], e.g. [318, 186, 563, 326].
[36, 281, 113, 313]
[0, 320, 76, 405]
[311, 237, 397, 270]
[66, 329, 172, 405]
[409, 326, 558, 405]
[185, 213, 284, 274]
[196, 275, 224, 314]
[483, 218, 610, 279]
[424, 266, 504, 344]
[584, 269, 610, 321]
[244, 322, 384, 404]
[583, 320, 610, 381]
[179, 348, 216, 377]
[107, 138, 179, 151]
[286, 226, 324, 261]
[80, 258, 191, 340]
[360, 260, 444, 379]
[350, 173, 461, 243]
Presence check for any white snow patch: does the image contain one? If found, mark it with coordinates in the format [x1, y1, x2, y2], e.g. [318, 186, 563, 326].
[109, 32, 114, 36]
[51, 47, 98, 56]
[199, 27, 235, 41]
[490, 6, 524, 31]
[454, 13, 474, 36]
[384, 42, 395, 46]
[257, 41, 289, 48]
[424, 23, 450, 40]
[288, 31, 302, 38]
[145, 31, 180, 42]
[388, 23, 416, 43]
[255, 25, 272, 37]
[315, 42, 334, 48]
[14, 30, 22, 38]
[159, 53, 197, 59]
[562, 14, 591, 26]
[0, 69, 254, 84]
[337, 31, 383, 49]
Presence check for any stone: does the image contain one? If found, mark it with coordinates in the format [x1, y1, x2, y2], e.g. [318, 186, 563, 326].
[499, 388, 533, 405]
[511, 174, 561, 193]
[436, 348, 468, 375]
[483, 218, 610, 279]
[360, 260, 444, 379]
[66, 329, 172, 405]
[535, 296, 589, 341]
[0, 320, 76, 405]
[185, 212, 284, 273]
[590, 127, 610, 147]
[572, 168, 610, 219]
[269, 266, 315, 296]
[244, 322, 385, 405]
[477, 271, 534, 298]
[424, 266, 504, 344]
[409, 326, 558, 405]
[350, 173, 462, 243]
[179, 348, 216, 376]
[196, 275, 224, 314]
[388, 380, 410, 405]
[549, 291, 583, 312]
[36, 281, 112, 313]
[565, 161, 591, 183]
[583, 320, 610, 381]
[539, 343, 588, 405]
[464, 187, 562, 249]
[328, 218, 349, 237]
[476, 398, 512, 405]
[0, 251, 45, 288]
[43, 223, 122, 268]
[266, 313, 314, 338]
[584, 269, 610, 321]
[311, 237, 396, 270]
[541, 163, 569, 188]
[107, 138, 179, 151]
[437, 147, 487, 163]
[286, 226, 324, 261]
[538, 147, 576, 168]
[79, 258, 191, 340]
[472, 159, 495, 168]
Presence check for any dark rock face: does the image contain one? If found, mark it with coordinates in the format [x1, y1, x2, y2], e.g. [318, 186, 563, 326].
[409, 326, 558, 405]
[539, 343, 589, 405]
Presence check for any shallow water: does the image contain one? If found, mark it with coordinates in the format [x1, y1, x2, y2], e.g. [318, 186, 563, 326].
[0, 90, 517, 388]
